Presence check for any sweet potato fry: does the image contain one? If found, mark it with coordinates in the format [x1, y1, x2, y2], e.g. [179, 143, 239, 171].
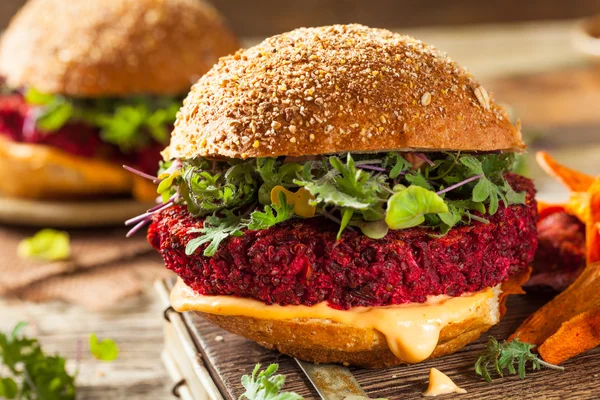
[587, 179, 600, 264]
[538, 308, 600, 365]
[536, 151, 594, 192]
[511, 263, 600, 363]
[519, 152, 600, 364]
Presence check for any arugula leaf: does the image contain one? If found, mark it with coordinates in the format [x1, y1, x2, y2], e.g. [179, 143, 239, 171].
[0, 322, 76, 399]
[17, 229, 71, 262]
[89, 334, 119, 362]
[240, 363, 303, 400]
[385, 186, 448, 229]
[295, 154, 386, 220]
[475, 337, 564, 382]
[247, 192, 295, 230]
[186, 211, 245, 256]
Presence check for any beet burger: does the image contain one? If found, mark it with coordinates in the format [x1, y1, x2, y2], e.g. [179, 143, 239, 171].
[138, 24, 538, 368]
[0, 0, 239, 201]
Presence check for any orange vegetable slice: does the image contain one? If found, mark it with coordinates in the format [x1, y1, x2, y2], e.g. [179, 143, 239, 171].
[511, 262, 600, 364]
[271, 186, 316, 218]
[587, 178, 600, 265]
[536, 151, 594, 192]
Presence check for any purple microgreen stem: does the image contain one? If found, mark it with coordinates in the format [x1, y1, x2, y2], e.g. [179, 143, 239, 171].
[414, 152, 435, 166]
[126, 219, 152, 238]
[123, 165, 158, 181]
[436, 174, 484, 195]
[356, 164, 388, 172]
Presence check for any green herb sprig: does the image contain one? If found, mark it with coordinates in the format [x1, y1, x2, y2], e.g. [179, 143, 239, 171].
[0, 323, 76, 399]
[240, 363, 302, 400]
[475, 337, 564, 382]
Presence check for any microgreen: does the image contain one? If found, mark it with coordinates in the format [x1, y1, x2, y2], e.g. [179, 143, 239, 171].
[89, 334, 119, 362]
[247, 192, 295, 230]
[185, 211, 245, 257]
[0, 322, 76, 399]
[17, 229, 71, 262]
[475, 337, 564, 382]
[23, 88, 181, 152]
[129, 151, 526, 256]
[240, 363, 303, 400]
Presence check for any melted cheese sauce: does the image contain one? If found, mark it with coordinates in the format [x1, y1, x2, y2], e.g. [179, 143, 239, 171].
[423, 368, 467, 396]
[171, 279, 495, 363]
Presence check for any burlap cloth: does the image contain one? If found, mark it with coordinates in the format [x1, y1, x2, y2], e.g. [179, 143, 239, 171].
[0, 226, 172, 310]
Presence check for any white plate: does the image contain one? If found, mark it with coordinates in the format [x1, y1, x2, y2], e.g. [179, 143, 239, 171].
[0, 196, 155, 227]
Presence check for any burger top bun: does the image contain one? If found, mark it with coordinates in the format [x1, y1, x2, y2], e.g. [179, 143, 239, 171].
[0, 0, 240, 97]
[166, 24, 524, 161]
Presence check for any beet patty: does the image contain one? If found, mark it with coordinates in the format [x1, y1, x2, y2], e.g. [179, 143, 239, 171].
[149, 173, 538, 309]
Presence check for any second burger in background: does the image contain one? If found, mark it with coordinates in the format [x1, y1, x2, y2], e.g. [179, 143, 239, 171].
[0, 0, 239, 200]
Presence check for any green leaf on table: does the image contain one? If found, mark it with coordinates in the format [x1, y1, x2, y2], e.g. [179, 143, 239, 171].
[89, 333, 119, 362]
[240, 363, 303, 400]
[17, 229, 71, 262]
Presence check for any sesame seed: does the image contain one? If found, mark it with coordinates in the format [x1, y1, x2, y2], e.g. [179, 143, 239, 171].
[421, 92, 431, 106]
[474, 86, 490, 110]
[289, 125, 297, 134]
[289, 137, 297, 143]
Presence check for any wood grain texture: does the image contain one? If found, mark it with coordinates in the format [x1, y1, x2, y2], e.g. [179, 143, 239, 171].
[0, 291, 173, 399]
[182, 292, 600, 399]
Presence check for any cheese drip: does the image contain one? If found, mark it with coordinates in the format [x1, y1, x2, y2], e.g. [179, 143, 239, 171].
[423, 368, 467, 396]
[171, 278, 496, 363]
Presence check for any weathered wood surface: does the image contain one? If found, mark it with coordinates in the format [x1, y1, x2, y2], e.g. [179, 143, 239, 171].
[183, 292, 600, 399]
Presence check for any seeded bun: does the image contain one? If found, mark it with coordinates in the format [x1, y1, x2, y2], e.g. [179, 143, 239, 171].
[0, 0, 240, 97]
[166, 24, 524, 161]
[178, 268, 530, 368]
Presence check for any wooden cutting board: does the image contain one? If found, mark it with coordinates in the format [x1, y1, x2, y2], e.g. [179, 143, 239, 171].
[170, 282, 600, 399]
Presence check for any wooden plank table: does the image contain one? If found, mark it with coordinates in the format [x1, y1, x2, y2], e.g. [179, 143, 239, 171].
[1, 20, 600, 399]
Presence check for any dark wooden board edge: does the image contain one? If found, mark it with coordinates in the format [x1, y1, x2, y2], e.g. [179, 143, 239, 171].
[168, 278, 600, 399]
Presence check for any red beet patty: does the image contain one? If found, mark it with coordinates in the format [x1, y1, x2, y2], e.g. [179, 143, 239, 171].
[149, 173, 538, 309]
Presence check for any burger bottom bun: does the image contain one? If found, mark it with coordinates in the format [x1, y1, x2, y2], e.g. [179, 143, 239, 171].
[199, 268, 531, 368]
[0, 137, 156, 201]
